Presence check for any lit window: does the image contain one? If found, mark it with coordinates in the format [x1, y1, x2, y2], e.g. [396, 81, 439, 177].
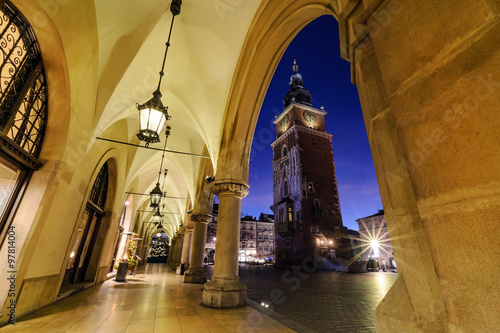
[308, 182, 314, 192]
[288, 207, 293, 222]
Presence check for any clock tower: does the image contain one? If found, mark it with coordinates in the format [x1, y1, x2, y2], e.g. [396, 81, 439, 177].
[271, 60, 351, 267]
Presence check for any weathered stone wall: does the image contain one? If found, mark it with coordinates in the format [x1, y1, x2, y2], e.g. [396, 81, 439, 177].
[346, 0, 500, 331]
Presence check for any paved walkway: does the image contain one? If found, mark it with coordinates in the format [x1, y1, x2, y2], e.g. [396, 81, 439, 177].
[0, 264, 294, 333]
[239, 265, 397, 333]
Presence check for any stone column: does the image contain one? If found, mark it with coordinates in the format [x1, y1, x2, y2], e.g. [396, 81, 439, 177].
[342, 1, 500, 331]
[169, 233, 183, 270]
[184, 214, 212, 283]
[167, 236, 176, 268]
[177, 227, 193, 274]
[202, 181, 249, 308]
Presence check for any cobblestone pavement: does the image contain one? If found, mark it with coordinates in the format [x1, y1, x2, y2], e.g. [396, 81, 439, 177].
[237, 265, 397, 333]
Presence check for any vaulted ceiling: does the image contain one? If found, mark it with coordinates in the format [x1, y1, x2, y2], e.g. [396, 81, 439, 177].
[91, 1, 262, 227]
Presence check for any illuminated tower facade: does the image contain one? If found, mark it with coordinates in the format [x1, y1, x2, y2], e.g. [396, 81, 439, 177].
[271, 61, 351, 267]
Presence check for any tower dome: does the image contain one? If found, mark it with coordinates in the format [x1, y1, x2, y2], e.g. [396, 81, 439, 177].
[283, 60, 313, 108]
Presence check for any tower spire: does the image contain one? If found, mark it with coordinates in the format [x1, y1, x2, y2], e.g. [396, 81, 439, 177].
[283, 59, 313, 108]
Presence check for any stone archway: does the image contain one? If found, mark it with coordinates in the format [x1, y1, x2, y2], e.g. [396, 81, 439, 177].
[60, 155, 118, 288]
[215, 0, 500, 332]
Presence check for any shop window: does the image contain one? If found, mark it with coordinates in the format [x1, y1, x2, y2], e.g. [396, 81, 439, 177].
[0, 1, 48, 241]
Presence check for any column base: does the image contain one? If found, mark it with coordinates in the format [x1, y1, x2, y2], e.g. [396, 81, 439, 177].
[184, 267, 207, 284]
[202, 277, 247, 308]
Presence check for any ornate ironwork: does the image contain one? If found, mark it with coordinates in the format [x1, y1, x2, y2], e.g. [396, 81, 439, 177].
[0, 1, 47, 161]
[89, 162, 109, 211]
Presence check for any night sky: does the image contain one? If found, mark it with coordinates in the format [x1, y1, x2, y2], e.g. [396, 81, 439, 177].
[240, 15, 383, 231]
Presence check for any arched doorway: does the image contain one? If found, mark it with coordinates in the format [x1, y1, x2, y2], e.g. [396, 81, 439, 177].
[62, 162, 109, 287]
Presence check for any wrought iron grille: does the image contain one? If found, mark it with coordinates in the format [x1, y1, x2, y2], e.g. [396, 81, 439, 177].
[89, 162, 109, 211]
[0, 1, 47, 158]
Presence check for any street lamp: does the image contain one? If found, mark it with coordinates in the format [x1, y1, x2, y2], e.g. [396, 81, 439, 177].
[370, 239, 380, 258]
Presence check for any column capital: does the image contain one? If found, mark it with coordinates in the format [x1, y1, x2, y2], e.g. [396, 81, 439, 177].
[213, 181, 249, 199]
[191, 214, 213, 223]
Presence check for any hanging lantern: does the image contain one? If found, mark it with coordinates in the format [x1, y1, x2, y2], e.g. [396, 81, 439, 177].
[135, 0, 181, 146]
[149, 182, 162, 208]
[136, 90, 170, 145]
[153, 209, 163, 223]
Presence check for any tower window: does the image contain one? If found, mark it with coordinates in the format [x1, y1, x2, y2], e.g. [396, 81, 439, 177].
[284, 179, 289, 197]
[281, 145, 288, 158]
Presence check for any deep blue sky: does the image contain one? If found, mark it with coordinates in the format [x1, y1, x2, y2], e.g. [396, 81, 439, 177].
[240, 15, 382, 231]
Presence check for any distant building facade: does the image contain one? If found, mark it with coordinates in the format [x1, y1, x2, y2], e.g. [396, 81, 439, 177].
[239, 216, 275, 262]
[271, 61, 351, 266]
[206, 206, 275, 262]
[356, 210, 396, 271]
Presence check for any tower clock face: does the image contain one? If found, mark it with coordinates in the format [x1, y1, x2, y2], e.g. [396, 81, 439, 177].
[281, 114, 289, 128]
[303, 111, 316, 125]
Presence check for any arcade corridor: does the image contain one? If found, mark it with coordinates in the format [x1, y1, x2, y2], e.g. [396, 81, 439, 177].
[0, 265, 293, 333]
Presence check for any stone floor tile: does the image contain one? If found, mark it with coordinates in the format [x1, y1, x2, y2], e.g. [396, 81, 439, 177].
[200, 314, 224, 328]
[154, 317, 180, 331]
